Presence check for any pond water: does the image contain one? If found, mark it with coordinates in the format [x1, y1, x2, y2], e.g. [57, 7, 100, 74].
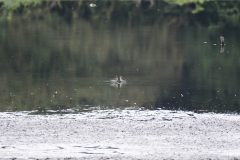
[0, 1, 240, 113]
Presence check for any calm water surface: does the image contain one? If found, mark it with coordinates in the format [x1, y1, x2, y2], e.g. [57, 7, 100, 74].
[0, 2, 240, 113]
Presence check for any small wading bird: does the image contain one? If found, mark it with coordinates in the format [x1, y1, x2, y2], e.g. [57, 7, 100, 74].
[220, 36, 225, 46]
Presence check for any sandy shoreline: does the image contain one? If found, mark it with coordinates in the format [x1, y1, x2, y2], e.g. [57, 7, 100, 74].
[0, 110, 240, 159]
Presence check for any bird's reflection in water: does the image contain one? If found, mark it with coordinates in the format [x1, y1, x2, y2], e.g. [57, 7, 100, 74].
[109, 75, 127, 88]
[220, 45, 225, 53]
[220, 36, 225, 53]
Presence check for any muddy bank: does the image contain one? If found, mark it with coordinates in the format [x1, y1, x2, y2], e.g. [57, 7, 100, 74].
[0, 110, 240, 159]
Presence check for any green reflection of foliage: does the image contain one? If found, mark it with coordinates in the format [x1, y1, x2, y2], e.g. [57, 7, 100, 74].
[0, 9, 184, 111]
[0, 0, 41, 21]
[164, 0, 205, 13]
[0, 0, 240, 26]
[165, 0, 205, 5]
[2, 0, 41, 10]
[0, 0, 240, 113]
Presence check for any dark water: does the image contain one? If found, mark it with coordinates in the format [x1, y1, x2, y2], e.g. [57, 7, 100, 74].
[0, 2, 240, 113]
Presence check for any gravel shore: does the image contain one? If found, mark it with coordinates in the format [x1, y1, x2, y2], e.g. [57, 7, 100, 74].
[0, 110, 240, 159]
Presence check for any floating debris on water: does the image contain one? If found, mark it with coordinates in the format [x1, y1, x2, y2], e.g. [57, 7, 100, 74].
[89, 3, 96, 8]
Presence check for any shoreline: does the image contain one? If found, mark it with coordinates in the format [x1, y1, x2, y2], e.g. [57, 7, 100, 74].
[0, 110, 240, 159]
